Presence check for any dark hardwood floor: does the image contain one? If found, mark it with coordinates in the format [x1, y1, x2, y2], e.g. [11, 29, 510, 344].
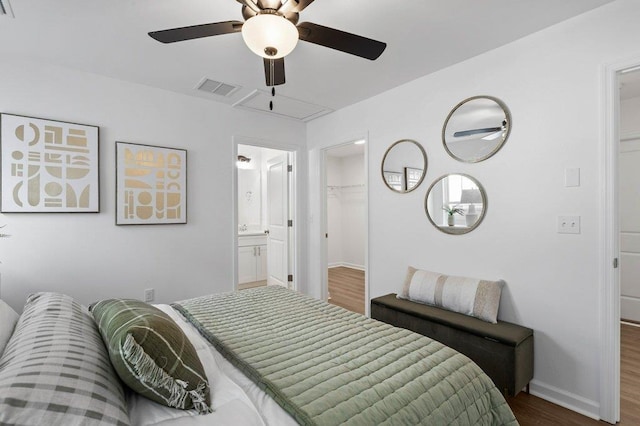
[327, 269, 640, 424]
[618, 322, 640, 424]
[505, 323, 640, 425]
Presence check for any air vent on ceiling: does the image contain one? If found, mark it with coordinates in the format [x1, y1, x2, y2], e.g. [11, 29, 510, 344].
[196, 78, 240, 97]
[0, 0, 14, 17]
[233, 90, 332, 122]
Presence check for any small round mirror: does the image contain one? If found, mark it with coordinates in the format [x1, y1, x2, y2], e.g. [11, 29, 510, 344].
[381, 139, 427, 193]
[442, 96, 511, 163]
[425, 174, 487, 235]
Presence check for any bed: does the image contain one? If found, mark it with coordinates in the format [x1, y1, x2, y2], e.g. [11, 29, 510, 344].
[0, 286, 518, 425]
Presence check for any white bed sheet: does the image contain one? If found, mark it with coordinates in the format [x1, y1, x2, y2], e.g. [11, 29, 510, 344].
[126, 304, 297, 426]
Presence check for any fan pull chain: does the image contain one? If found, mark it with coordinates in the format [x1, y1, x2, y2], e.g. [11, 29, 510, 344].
[269, 63, 275, 111]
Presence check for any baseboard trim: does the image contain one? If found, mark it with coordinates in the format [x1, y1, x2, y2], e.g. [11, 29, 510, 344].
[328, 262, 365, 271]
[529, 379, 600, 420]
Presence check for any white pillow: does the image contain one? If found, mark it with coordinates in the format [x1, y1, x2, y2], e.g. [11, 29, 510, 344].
[398, 266, 504, 323]
[0, 299, 19, 356]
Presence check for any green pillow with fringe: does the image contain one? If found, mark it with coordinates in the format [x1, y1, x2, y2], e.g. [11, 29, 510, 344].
[91, 299, 212, 414]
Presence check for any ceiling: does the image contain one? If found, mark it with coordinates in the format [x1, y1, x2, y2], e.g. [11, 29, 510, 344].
[0, 0, 615, 119]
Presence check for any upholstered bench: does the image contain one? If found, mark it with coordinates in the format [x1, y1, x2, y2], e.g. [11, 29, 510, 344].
[371, 293, 534, 396]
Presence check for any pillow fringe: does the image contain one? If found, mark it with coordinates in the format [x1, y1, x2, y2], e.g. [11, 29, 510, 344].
[189, 381, 214, 414]
[122, 333, 212, 413]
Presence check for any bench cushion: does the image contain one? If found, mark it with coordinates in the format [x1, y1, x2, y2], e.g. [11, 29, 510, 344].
[372, 293, 532, 346]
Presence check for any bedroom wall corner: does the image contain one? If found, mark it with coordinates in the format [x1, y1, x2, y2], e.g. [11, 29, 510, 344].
[0, 58, 306, 312]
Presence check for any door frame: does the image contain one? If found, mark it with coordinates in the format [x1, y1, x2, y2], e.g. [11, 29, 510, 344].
[320, 136, 370, 315]
[600, 57, 640, 423]
[233, 135, 298, 291]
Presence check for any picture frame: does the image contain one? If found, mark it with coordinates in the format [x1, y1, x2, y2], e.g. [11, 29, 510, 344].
[0, 113, 100, 213]
[115, 141, 187, 225]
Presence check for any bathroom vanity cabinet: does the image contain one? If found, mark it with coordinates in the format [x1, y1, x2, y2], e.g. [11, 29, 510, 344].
[238, 235, 267, 284]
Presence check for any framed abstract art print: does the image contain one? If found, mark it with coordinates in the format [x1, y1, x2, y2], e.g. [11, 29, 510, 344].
[0, 113, 100, 213]
[115, 141, 187, 225]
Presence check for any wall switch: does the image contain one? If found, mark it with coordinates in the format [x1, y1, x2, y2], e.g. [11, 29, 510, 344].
[558, 216, 581, 234]
[565, 168, 580, 187]
[144, 288, 155, 302]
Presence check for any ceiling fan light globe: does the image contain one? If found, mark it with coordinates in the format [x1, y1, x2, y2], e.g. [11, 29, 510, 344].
[241, 13, 299, 59]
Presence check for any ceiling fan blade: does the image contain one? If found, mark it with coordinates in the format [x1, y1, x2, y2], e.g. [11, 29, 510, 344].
[453, 127, 503, 138]
[297, 22, 386, 60]
[264, 58, 286, 86]
[279, 0, 315, 14]
[149, 21, 243, 44]
[481, 130, 504, 141]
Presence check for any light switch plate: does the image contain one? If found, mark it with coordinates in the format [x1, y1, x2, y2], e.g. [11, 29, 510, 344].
[558, 216, 581, 234]
[565, 168, 580, 187]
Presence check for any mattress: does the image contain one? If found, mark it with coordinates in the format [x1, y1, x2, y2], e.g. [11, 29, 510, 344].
[172, 286, 517, 425]
[0, 290, 517, 425]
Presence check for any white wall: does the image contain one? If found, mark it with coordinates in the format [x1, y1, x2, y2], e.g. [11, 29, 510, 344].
[307, 0, 640, 418]
[326, 156, 343, 266]
[326, 153, 366, 269]
[619, 95, 640, 321]
[0, 57, 306, 311]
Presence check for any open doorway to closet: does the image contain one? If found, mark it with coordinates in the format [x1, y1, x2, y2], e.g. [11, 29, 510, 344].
[236, 143, 295, 291]
[323, 140, 367, 315]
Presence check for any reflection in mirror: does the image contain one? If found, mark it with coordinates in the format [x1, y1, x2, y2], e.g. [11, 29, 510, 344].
[443, 96, 511, 163]
[381, 139, 427, 193]
[425, 174, 487, 235]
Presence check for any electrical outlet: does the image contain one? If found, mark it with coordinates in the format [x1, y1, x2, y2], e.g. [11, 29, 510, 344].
[144, 288, 154, 302]
[558, 216, 580, 234]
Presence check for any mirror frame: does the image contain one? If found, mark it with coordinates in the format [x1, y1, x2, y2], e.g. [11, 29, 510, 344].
[380, 139, 428, 193]
[424, 173, 488, 235]
[442, 95, 512, 163]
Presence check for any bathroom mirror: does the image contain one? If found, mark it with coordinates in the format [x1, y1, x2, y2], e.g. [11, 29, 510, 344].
[442, 96, 511, 163]
[381, 139, 427, 193]
[425, 174, 487, 235]
[237, 168, 262, 233]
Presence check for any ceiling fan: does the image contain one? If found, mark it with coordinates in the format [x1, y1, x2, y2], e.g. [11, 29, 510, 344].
[148, 0, 387, 87]
[453, 120, 509, 141]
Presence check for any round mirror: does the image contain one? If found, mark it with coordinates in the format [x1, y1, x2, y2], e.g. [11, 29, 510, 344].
[381, 139, 427, 193]
[442, 96, 511, 163]
[425, 174, 487, 235]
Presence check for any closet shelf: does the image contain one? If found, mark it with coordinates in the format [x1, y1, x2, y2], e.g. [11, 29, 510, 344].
[327, 184, 365, 190]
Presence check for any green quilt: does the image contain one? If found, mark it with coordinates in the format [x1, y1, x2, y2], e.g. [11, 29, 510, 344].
[173, 286, 518, 426]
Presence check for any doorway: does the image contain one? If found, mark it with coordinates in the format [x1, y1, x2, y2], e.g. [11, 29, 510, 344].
[618, 67, 640, 424]
[323, 139, 368, 315]
[601, 60, 640, 423]
[235, 142, 295, 291]
[619, 69, 640, 323]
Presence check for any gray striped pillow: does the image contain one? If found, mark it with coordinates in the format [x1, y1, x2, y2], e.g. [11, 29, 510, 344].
[0, 292, 130, 426]
[0, 299, 19, 356]
[90, 299, 212, 414]
[398, 266, 504, 323]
